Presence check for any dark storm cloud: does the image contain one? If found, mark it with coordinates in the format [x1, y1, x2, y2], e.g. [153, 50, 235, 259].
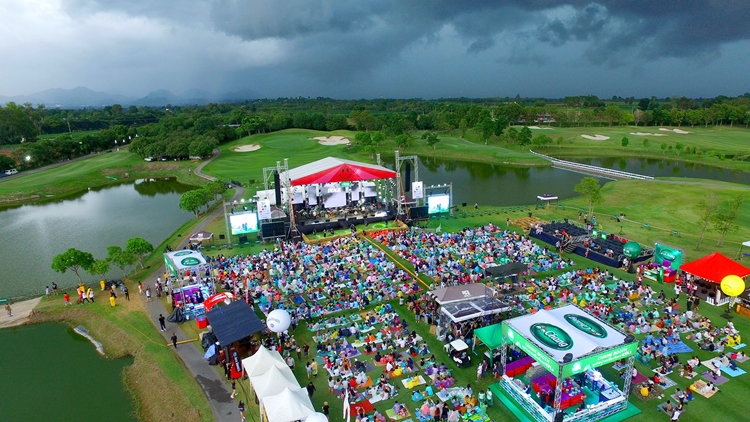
[60, 1, 750, 73]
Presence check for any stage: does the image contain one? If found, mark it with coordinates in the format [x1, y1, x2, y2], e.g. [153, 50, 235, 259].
[295, 210, 394, 235]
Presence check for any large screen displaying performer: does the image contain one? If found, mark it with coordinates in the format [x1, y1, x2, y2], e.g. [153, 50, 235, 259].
[427, 194, 450, 214]
[229, 212, 259, 234]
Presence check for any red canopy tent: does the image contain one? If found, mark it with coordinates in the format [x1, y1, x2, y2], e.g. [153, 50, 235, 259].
[680, 252, 750, 283]
[282, 157, 396, 186]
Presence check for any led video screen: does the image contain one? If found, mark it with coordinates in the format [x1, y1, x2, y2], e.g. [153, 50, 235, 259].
[229, 212, 259, 234]
[427, 194, 450, 214]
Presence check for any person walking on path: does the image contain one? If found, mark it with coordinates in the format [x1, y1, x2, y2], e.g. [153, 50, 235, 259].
[63, 293, 71, 306]
[146, 287, 152, 302]
[171, 333, 178, 348]
[230, 380, 236, 399]
[322, 402, 330, 420]
[238, 401, 246, 422]
[87, 288, 95, 303]
[311, 360, 318, 377]
[138, 281, 143, 295]
[45, 286, 51, 299]
[5, 303, 12, 317]
[306, 382, 316, 397]
[51, 282, 58, 295]
[124, 286, 130, 301]
[158, 314, 166, 331]
[306, 362, 312, 379]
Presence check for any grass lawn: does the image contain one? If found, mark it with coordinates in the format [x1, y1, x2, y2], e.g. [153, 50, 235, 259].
[0, 149, 206, 202]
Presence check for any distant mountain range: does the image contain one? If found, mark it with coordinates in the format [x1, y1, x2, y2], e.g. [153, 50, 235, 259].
[0, 86, 259, 108]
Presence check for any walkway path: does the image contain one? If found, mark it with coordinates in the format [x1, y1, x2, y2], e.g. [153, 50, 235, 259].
[0, 297, 42, 329]
[140, 149, 245, 422]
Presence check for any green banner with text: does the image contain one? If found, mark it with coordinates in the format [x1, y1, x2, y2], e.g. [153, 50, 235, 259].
[561, 342, 638, 378]
[502, 323, 560, 375]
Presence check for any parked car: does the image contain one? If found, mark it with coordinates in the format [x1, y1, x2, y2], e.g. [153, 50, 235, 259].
[4, 169, 18, 176]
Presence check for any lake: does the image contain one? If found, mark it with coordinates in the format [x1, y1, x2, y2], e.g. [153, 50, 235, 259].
[568, 157, 750, 185]
[0, 178, 193, 299]
[0, 323, 136, 421]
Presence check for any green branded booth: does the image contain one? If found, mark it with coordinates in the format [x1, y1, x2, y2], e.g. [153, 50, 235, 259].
[488, 305, 638, 422]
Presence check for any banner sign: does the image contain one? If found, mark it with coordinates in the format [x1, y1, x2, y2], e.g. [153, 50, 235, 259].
[257, 199, 272, 220]
[654, 243, 683, 270]
[561, 342, 637, 378]
[411, 181, 424, 199]
[502, 323, 559, 375]
[230, 348, 243, 379]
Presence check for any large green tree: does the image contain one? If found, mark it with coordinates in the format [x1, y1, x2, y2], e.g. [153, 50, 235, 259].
[711, 196, 744, 247]
[107, 246, 137, 276]
[517, 126, 533, 148]
[574, 177, 604, 218]
[180, 188, 211, 216]
[51, 248, 95, 283]
[126, 237, 154, 269]
[87, 259, 111, 281]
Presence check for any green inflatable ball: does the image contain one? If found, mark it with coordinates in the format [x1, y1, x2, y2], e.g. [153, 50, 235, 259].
[623, 241, 642, 259]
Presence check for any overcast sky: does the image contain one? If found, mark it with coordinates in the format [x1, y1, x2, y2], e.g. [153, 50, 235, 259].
[2, 0, 750, 99]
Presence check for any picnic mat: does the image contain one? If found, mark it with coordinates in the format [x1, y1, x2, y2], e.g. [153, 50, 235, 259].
[701, 371, 729, 386]
[690, 381, 719, 398]
[664, 341, 694, 355]
[350, 400, 375, 416]
[401, 375, 427, 389]
[670, 394, 694, 403]
[659, 375, 677, 389]
[632, 372, 649, 385]
[732, 343, 747, 350]
[634, 385, 664, 402]
[612, 362, 627, 371]
[656, 402, 675, 413]
[386, 408, 412, 421]
[363, 361, 376, 372]
[358, 377, 375, 389]
[736, 355, 750, 363]
[721, 366, 747, 377]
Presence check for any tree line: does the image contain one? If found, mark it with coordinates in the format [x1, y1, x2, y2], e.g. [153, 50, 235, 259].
[51, 237, 155, 284]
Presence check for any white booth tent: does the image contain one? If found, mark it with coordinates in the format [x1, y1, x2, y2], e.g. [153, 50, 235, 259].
[250, 365, 299, 399]
[504, 305, 630, 375]
[261, 387, 315, 422]
[163, 250, 208, 278]
[242, 346, 288, 378]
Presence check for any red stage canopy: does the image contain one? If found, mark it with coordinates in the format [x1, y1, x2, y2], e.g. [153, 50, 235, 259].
[679, 252, 750, 283]
[282, 157, 396, 186]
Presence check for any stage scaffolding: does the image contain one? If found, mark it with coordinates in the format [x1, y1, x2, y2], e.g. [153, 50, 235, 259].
[394, 150, 419, 217]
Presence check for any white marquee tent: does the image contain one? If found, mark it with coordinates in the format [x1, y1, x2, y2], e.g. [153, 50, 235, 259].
[262, 387, 315, 422]
[250, 365, 299, 399]
[242, 346, 288, 378]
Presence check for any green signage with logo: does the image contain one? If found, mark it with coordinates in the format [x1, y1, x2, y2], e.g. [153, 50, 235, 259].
[561, 342, 637, 378]
[530, 323, 573, 351]
[654, 243, 683, 270]
[164, 255, 178, 277]
[181, 257, 201, 266]
[564, 314, 608, 338]
[174, 251, 193, 256]
[502, 323, 560, 375]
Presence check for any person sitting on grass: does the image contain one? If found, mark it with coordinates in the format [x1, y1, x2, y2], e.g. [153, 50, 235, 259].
[412, 390, 424, 401]
[392, 401, 407, 418]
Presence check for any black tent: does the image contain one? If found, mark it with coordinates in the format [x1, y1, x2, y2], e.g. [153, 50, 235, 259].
[206, 300, 265, 346]
[485, 262, 527, 278]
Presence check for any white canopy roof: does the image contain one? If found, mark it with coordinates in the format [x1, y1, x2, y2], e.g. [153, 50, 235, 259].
[242, 346, 288, 378]
[450, 339, 469, 351]
[743, 240, 750, 247]
[163, 250, 207, 277]
[250, 365, 299, 399]
[505, 305, 626, 362]
[262, 387, 315, 422]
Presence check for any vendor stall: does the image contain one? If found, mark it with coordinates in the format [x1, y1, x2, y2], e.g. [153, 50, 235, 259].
[429, 284, 511, 337]
[495, 305, 637, 422]
[680, 252, 750, 306]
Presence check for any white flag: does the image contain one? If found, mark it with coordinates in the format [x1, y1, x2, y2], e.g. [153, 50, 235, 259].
[343, 389, 351, 422]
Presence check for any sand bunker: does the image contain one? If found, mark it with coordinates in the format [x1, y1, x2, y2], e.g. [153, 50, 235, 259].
[659, 128, 691, 134]
[528, 126, 553, 130]
[233, 144, 261, 152]
[581, 134, 610, 141]
[313, 136, 351, 146]
[630, 132, 667, 136]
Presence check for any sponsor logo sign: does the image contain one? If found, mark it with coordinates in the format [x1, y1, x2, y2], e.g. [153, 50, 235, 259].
[564, 314, 608, 338]
[530, 323, 573, 351]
